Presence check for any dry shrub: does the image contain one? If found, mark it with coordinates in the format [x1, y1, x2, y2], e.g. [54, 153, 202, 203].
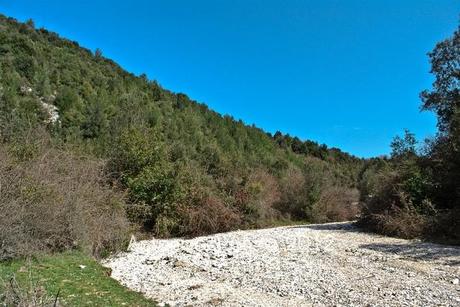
[428, 208, 460, 244]
[178, 195, 242, 237]
[0, 140, 129, 260]
[311, 186, 360, 223]
[242, 169, 281, 223]
[232, 169, 281, 227]
[153, 214, 181, 238]
[0, 270, 55, 307]
[276, 167, 308, 219]
[366, 205, 427, 239]
[358, 171, 427, 239]
[276, 165, 324, 220]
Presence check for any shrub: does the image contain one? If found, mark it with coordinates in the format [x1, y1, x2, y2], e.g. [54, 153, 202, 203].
[247, 169, 281, 225]
[237, 169, 281, 225]
[276, 164, 325, 220]
[108, 127, 166, 179]
[275, 167, 310, 219]
[0, 273, 54, 307]
[126, 164, 181, 230]
[428, 208, 460, 245]
[358, 169, 428, 239]
[178, 194, 242, 237]
[368, 205, 427, 239]
[311, 186, 360, 223]
[0, 139, 129, 260]
[108, 127, 185, 234]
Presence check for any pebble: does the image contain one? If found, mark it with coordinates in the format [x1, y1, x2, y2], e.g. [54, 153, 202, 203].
[103, 222, 460, 306]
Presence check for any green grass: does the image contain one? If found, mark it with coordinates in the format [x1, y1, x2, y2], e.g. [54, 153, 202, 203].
[0, 251, 155, 306]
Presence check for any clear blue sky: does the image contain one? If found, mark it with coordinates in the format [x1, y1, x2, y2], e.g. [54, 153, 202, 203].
[1, 1, 459, 157]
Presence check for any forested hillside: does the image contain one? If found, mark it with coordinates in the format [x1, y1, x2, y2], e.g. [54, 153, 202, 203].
[0, 15, 364, 259]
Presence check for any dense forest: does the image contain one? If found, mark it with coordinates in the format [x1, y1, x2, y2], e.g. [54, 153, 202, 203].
[0, 15, 364, 260]
[1, 14, 458, 263]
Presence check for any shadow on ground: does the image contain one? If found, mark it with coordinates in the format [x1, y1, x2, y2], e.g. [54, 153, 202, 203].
[289, 222, 460, 266]
[289, 221, 360, 232]
[360, 242, 460, 266]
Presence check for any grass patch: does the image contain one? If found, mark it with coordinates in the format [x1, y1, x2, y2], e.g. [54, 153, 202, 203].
[0, 251, 155, 306]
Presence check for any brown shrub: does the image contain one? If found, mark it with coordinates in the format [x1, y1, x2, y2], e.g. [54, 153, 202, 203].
[311, 186, 360, 223]
[427, 208, 460, 245]
[358, 170, 427, 239]
[365, 206, 427, 239]
[239, 169, 281, 224]
[248, 169, 281, 221]
[0, 269, 55, 306]
[275, 167, 309, 219]
[275, 164, 325, 220]
[178, 195, 242, 237]
[0, 140, 129, 260]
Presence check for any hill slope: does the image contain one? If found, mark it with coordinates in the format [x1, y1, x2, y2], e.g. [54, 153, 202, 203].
[0, 14, 363, 237]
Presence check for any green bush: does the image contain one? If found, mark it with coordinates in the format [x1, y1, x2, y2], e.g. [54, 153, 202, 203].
[127, 165, 182, 230]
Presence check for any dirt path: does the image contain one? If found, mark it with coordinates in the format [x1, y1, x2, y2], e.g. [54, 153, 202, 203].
[104, 222, 460, 306]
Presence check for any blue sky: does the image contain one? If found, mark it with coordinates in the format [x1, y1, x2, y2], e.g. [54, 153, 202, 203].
[1, 1, 459, 157]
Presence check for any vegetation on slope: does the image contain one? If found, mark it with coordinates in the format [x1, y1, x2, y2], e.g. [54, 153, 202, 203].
[0, 129, 129, 261]
[0, 13, 362, 249]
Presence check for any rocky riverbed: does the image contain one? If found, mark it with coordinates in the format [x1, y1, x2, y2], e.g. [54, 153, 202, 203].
[104, 222, 460, 306]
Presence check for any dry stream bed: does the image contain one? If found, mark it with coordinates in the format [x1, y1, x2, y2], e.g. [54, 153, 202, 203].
[104, 222, 460, 306]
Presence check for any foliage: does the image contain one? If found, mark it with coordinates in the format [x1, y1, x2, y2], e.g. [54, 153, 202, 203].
[311, 186, 360, 223]
[0, 14, 364, 242]
[359, 24, 460, 243]
[390, 129, 417, 159]
[0, 131, 129, 260]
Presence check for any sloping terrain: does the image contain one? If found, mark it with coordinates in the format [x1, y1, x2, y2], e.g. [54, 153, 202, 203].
[0, 14, 363, 238]
[104, 222, 460, 306]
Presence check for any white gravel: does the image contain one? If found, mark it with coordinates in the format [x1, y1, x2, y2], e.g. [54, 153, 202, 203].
[104, 222, 460, 306]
